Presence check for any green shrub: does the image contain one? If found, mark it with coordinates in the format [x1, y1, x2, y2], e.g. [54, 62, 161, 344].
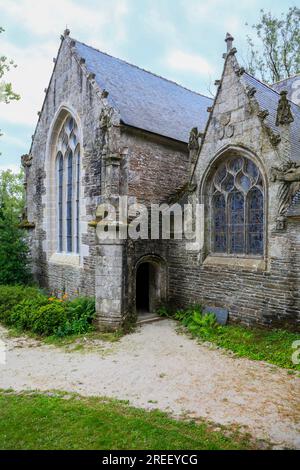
[0, 285, 96, 338]
[56, 297, 96, 337]
[156, 305, 172, 318]
[0, 285, 44, 324]
[9, 296, 49, 330]
[31, 301, 68, 336]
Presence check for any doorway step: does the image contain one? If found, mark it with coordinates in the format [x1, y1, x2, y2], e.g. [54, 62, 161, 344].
[136, 313, 163, 326]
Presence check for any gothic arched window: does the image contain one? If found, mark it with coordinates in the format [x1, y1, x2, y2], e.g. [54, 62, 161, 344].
[55, 115, 80, 254]
[211, 156, 264, 256]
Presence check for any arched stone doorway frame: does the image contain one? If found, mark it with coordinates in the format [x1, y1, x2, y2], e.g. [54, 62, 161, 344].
[134, 254, 168, 315]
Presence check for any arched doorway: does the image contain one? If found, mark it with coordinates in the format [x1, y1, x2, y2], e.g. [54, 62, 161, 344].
[135, 256, 167, 315]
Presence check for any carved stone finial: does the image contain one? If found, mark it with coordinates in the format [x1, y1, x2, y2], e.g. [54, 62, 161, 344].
[88, 72, 96, 80]
[101, 89, 109, 99]
[79, 57, 86, 65]
[188, 127, 201, 152]
[21, 154, 33, 168]
[214, 80, 221, 86]
[64, 28, 70, 37]
[225, 32, 234, 52]
[247, 86, 257, 97]
[235, 67, 245, 77]
[276, 90, 294, 126]
[258, 109, 269, 121]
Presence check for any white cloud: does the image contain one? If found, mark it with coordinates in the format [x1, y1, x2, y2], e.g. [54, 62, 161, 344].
[0, 163, 21, 174]
[0, 39, 57, 126]
[166, 49, 214, 77]
[0, 0, 129, 41]
[1, 132, 28, 150]
[0, 0, 130, 127]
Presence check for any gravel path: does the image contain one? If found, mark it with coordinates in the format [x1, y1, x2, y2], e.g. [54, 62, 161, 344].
[0, 320, 299, 449]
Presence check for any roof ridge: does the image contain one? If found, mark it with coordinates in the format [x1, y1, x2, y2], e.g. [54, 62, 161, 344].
[243, 70, 300, 111]
[71, 37, 213, 102]
[272, 72, 300, 86]
[243, 71, 281, 96]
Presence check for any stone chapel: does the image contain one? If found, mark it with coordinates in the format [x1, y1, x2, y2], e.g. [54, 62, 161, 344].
[22, 30, 300, 331]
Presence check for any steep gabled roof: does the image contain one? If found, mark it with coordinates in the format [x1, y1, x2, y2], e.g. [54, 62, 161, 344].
[73, 39, 212, 143]
[271, 74, 300, 104]
[242, 72, 300, 162]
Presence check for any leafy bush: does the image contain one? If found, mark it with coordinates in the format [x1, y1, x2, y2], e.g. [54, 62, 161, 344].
[0, 285, 96, 338]
[8, 296, 49, 329]
[0, 285, 44, 324]
[56, 297, 96, 337]
[31, 301, 68, 336]
[156, 305, 172, 318]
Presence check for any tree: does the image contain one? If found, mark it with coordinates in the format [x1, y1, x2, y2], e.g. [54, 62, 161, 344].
[0, 27, 20, 143]
[245, 7, 300, 84]
[0, 27, 20, 104]
[0, 170, 32, 285]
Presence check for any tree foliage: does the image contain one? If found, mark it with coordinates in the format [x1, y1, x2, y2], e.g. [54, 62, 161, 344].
[246, 7, 300, 84]
[0, 170, 32, 285]
[0, 27, 20, 104]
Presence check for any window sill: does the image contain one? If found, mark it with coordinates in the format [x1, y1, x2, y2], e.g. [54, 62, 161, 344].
[203, 255, 266, 272]
[49, 253, 80, 267]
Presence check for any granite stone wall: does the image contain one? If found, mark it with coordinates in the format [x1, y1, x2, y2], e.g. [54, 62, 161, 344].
[165, 52, 300, 330]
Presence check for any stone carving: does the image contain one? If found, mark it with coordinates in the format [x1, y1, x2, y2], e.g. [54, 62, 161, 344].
[226, 124, 234, 138]
[21, 154, 33, 168]
[219, 112, 231, 127]
[188, 127, 201, 152]
[217, 127, 225, 140]
[268, 130, 281, 147]
[19, 207, 35, 230]
[276, 91, 294, 126]
[99, 107, 114, 131]
[271, 162, 300, 223]
[257, 109, 269, 121]
[235, 67, 245, 77]
[246, 86, 257, 98]
[215, 112, 234, 140]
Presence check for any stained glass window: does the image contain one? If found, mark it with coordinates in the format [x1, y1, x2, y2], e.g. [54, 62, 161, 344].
[247, 187, 263, 255]
[75, 145, 80, 254]
[230, 191, 244, 253]
[55, 116, 80, 253]
[57, 153, 63, 253]
[211, 156, 264, 256]
[213, 193, 227, 252]
[66, 151, 73, 253]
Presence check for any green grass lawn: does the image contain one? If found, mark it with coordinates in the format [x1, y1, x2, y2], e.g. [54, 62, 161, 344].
[0, 391, 255, 450]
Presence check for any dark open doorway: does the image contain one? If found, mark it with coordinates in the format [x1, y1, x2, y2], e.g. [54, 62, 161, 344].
[136, 263, 150, 313]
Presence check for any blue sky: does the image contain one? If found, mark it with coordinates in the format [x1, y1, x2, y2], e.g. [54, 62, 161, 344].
[0, 0, 294, 172]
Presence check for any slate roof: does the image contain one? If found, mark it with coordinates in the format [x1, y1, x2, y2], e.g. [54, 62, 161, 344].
[242, 72, 300, 162]
[272, 74, 300, 104]
[73, 40, 212, 143]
